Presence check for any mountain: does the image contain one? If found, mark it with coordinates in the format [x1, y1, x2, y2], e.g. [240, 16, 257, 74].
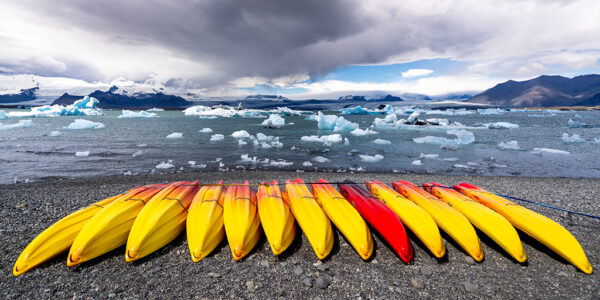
[52, 86, 193, 109]
[0, 87, 38, 103]
[467, 75, 600, 107]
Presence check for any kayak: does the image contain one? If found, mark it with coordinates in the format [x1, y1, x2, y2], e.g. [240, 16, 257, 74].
[223, 181, 262, 261]
[455, 183, 592, 274]
[186, 181, 227, 262]
[257, 180, 296, 255]
[67, 184, 166, 266]
[392, 180, 483, 262]
[366, 180, 445, 258]
[423, 182, 526, 263]
[311, 179, 373, 260]
[338, 180, 413, 263]
[285, 178, 333, 260]
[125, 181, 199, 262]
[12, 188, 134, 276]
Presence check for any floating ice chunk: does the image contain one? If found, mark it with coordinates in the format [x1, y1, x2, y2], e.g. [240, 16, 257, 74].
[419, 153, 439, 159]
[413, 129, 475, 146]
[561, 133, 585, 143]
[75, 151, 89, 157]
[425, 118, 449, 126]
[339, 105, 393, 115]
[333, 117, 359, 132]
[412, 160, 422, 166]
[467, 162, 479, 166]
[372, 139, 391, 145]
[7, 96, 103, 118]
[238, 139, 248, 146]
[269, 160, 293, 167]
[301, 134, 343, 146]
[0, 110, 7, 120]
[137, 143, 147, 147]
[530, 148, 570, 155]
[156, 161, 175, 169]
[0, 119, 35, 130]
[240, 154, 259, 163]
[118, 110, 158, 118]
[304, 115, 318, 121]
[351, 128, 378, 136]
[199, 128, 213, 133]
[146, 108, 164, 112]
[231, 130, 251, 139]
[210, 134, 224, 142]
[359, 154, 384, 162]
[344, 138, 350, 146]
[454, 164, 473, 169]
[49, 130, 61, 137]
[271, 107, 310, 116]
[132, 150, 143, 157]
[478, 108, 505, 115]
[187, 161, 196, 166]
[166, 132, 183, 139]
[498, 140, 520, 150]
[184, 105, 265, 118]
[406, 111, 420, 124]
[594, 137, 600, 144]
[316, 112, 338, 130]
[480, 122, 519, 129]
[303, 161, 313, 167]
[199, 116, 218, 119]
[261, 114, 285, 128]
[567, 119, 586, 128]
[64, 119, 104, 130]
[312, 156, 330, 163]
[443, 157, 459, 161]
[372, 114, 398, 129]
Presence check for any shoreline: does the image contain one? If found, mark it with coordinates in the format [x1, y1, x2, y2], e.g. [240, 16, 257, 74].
[1, 171, 598, 298]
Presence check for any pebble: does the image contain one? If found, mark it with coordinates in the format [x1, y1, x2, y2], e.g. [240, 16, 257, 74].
[15, 203, 26, 209]
[303, 278, 313, 287]
[316, 277, 330, 289]
[463, 281, 477, 293]
[420, 266, 432, 276]
[294, 267, 303, 276]
[208, 272, 221, 278]
[371, 259, 378, 264]
[152, 267, 161, 272]
[464, 256, 475, 265]
[316, 264, 327, 272]
[246, 280, 255, 290]
[410, 278, 424, 289]
[108, 293, 116, 298]
[260, 260, 270, 268]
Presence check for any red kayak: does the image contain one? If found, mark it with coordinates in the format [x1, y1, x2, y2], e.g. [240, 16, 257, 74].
[338, 180, 413, 263]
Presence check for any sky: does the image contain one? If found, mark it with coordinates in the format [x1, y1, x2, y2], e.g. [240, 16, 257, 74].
[0, 0, 599, 100]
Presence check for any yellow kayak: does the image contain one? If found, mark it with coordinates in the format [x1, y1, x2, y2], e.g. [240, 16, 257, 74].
[67, 184, 166, 266]
[186, 181, 227, 262]
[311, 179, 373, 260]
[125, 181, 199, 262]
[393, 180, 483, 262]
[455, 183, 592, 274]
[12, 186, 142, 276]
[223, 181, 262, 261]
[424, 182, 526, 263]
[257, 180, 296, 255]
[285, 178, 333, 260]
[366, 180, 445, 258]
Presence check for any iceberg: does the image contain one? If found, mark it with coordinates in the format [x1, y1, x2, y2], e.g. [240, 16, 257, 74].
[166, 132, 183, 139]
[210, 134, 225, 142]
[312, 156, 330, 163]
[454, 164, 473, 169]
[372, 139, 391, 145]
[155, 161, 175, 169]
[498, 140, 520, 150]
[271, 107, 310, 116]
[561, 133, 585, 143]
[261, 114, 285, 128]
[49, 130, 61, 137]
[7, 96, 103, 118]
[419, 153, 439, 159]
[425, 109, 474, 116]
[75, 151, 90, 157]
[231, 130, 251, 139]
[333, 117, 359, 132]
[567, 119, 587, 128]
[315, 112, 358, 131]
[269, 160, 293, 167]
[594, 137, 600, 144]
[0, 110, 7, 120]
[477, 108, 505, 115]
[302, 161, 313, 167]
[118, 110, 158, 118]
[530, 148, 570, 155]
[238, 139, 248, 146]
[413, 129, 475, 146]
[339, 105, 393, 115]
[406, 111, 420, 124]
[301, 134, 343, 146]
[359, 154, 384, 162]
[412, 160, 422, 166]
[344, 137, 350, 146]
[480, 122, 519, 129]
[251, 133, 283, 148]
[0, 119, 35, 130]
[350, 128, 378, 136]
[199, 128, 213, 133]
[132, 150, 143, 157]
[199, 116, 218, 119]
[183, 105, 265, 118]
[146, 108, 164, 112]
[64, 119, 105, 130]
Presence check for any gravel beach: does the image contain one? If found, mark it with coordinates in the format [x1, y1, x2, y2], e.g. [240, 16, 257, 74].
[1, 171, 599, 299]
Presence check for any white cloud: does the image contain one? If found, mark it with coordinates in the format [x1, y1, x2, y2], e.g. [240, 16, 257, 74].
[401, 69, 434, 78]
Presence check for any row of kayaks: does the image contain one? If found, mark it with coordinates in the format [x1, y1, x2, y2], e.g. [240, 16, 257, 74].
[13, 179, 593, 276]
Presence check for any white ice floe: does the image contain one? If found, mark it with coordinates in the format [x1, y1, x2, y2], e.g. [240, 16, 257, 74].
[0, 119, 35, 130]
[529, 148, 570, 155]
[359, 154, 384, 162]
[132, 150, 143, 157]
[231, 130, 251, 139]
[301, 134, 343, 146]
[118, 110, 158, 118]
[199, 116, 218, 119]
[270, 107, 310, 116]
[238, 139, 248, 146]
[413, 129, 475, 146]
[64, 119, 105, 130]
[210, 134, 225, 142]
[443, 157, 459, 161]
[498, 140, 520, 150]
[303, 161, 313, 167]
[339, 105, 393, 115]
[315, 112, 359, 131]
[156, 160, 175, 169]
[528, 113, 557, 117]
[594, 137, 600, 144]
[75, 151, 89, 157]
[261, 114, 285, 128]
[419, 153, 439, 159]
[477, 108, 505, 115]
[454, 164, 473, 169]
[240, 154, 259, 163]
[49, 130, 61, 137]
[425, 109, 474, 116]
[480, 122, 519, 129]
[188, 161, 207, 168]
[561, 133, 585, 143]
[251, 133, 283, 148]
[146, 108, 164, 112]
[344, 138, 350, 146]
[0, 110, 7, 120]
[406, 111, 420, 124]
[350, 128, 378, 136]
[312, 156, 330, 163]
[372, 139, 391, 145]
[183, 105, 264, 118]
[7, 96, 103, 118]
[269, 160, 293, 167]
[567, 119, 586, 128]
[425, 118, 450, 126]
[166, 132, 183, 139]
[412, 160, 422, 166]
[199, 128, 213, 133]
[137, 143, 148, 147]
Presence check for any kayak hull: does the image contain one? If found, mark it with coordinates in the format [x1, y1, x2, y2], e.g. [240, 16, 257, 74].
[257, 180, 296, 256]
[223, 181, 262, 261]
[186, 181, 226, 262]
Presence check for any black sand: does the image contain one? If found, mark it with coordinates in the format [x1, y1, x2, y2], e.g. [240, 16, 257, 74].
[1, 171, 599, 299]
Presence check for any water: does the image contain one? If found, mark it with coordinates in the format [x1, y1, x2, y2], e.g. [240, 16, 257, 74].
[1, 109, 599, 184]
